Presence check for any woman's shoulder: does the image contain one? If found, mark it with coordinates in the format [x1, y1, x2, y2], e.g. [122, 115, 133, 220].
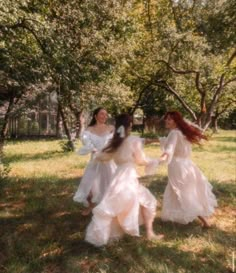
[80, 129, 92, 140]
[169, 128, 182, 136]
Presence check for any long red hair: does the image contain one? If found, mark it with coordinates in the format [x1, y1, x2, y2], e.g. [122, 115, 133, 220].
[164, 111, 207, 144]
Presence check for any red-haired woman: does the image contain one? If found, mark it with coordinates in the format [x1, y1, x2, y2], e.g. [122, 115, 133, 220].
[159, 111, 217, 227]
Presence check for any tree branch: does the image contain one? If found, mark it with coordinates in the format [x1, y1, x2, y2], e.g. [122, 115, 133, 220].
[226, 49, 236, 66]
[207, 74, 225, 119]
[159, 60, 205, 95]
[216, 98, 236, 116]
[159, 60, 198, 74]
[154, 79, 197, 121]
[223, 76, 236, 87]
[0, 19, 49, 55]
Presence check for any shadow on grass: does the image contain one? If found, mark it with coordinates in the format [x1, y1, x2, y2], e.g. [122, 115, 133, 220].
[4, 150, 69, 164]
[0, 175, 234, 273]
[145, 176, 236, 246]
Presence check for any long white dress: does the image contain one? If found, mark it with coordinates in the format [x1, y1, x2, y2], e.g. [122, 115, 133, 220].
[160, 129, 217, 224]
[85, 136, 158, 247]
[73, 130, 116, 206]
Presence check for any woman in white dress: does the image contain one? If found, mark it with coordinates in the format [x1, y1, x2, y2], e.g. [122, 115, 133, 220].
[85, 113, 164, 247]
[73, 107, 116, 215]
[158, 111, 217, 227]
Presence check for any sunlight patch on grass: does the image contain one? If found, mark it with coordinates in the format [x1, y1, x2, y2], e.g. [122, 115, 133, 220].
[39, 243, 64, 260]
[1, 130, 235, 273]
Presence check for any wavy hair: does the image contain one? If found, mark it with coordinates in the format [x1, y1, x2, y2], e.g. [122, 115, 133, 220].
[103, 113, 132, 153]
[165, 111, 207, 144]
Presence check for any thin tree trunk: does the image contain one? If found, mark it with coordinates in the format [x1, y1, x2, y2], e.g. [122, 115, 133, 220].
[58, 102, 75, 151]
[56, 104, 61, 138]
[0, 96, 14, 145]
[75, 111, 82, 138]
[0, 96, 14, 178]
[211, 116, 219, 133]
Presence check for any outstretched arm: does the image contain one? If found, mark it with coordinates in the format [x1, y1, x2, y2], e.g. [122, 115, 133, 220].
[158, 131, 178, 164]
[159, 152, 169, 163]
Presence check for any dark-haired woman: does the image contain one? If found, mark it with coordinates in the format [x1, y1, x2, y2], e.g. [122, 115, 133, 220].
[159, 111, 217, 227]
[85, 114, 164, 246]
[73, 107, 116, 216]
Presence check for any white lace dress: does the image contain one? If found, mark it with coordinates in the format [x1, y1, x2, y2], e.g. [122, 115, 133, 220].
[73, 131, 116, 206]
[160, 129, 217, 224]
[85, 136, 158, 247]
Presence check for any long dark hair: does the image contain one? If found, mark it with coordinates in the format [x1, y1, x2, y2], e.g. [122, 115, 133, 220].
[165, 111, 207, 144]
[88, 107, 105, 126]
[103, 113, 132, 153]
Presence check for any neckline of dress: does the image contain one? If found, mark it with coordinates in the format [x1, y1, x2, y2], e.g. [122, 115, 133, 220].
[87, 130, 113, 138]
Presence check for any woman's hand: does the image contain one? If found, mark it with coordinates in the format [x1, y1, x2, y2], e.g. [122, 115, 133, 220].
[159, 153, 168, 163]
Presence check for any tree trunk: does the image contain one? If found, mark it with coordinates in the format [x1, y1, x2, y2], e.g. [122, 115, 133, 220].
[0, 96, 15, 145]
[75, 111, 83, 138]
[70, 108, 83, 138]
[211, 116, 219, 133]
[0, 96, 15, 179]
[56, 105, 62, 138]
[58, 102, 75, 151]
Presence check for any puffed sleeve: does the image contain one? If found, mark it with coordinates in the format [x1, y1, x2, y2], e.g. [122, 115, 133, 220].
[77, 131, 96, 155]
[163, 130, 178, 163]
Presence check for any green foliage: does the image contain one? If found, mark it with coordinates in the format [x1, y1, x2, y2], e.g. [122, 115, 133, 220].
[0, 0, 235, 140]
[59, 140, 74, 152]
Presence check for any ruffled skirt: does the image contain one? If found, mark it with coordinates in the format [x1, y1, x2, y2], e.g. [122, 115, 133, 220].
[73, 160, 116, 206]
[85, 164, 157, 246]
[161, 157, 217, 224]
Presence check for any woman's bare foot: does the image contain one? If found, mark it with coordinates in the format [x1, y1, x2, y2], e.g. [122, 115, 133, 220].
[198, 216, 211, 228]
[147, 232, 164, 241]
[202, 222, 211, 228]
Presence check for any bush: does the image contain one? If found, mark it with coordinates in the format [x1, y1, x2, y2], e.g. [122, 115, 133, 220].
[59, 140, 75, 152]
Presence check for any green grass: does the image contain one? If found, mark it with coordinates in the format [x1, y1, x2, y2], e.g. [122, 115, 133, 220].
[0, 130, 235, 273]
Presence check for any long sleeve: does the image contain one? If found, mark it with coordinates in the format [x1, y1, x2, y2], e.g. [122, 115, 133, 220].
[77, 131, 96, 155]
[133, 138, 149, 165]
[159, 137, 167, 152]
[132, 137, 159, 175]
[163, 130, 178, 163]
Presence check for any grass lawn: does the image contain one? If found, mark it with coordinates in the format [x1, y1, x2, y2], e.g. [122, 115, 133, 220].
[0, 130, 235, 273]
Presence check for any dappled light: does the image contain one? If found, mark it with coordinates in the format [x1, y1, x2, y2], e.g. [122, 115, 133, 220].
[0, 131, 235, 272]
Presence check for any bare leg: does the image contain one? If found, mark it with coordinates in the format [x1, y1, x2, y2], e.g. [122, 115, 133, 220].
[81, 194, 95, 216]
[141, 206, 164, 240]
[198, 216, 211, 228]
